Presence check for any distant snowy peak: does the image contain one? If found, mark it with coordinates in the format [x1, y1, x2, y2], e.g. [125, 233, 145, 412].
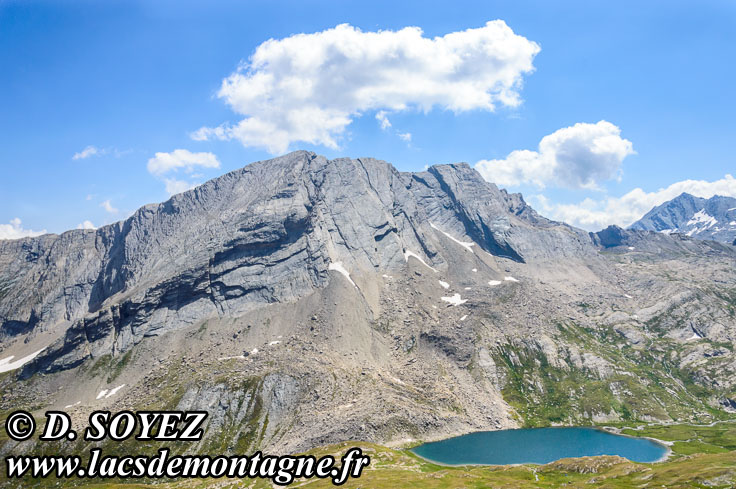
[630, 193, 736, 244]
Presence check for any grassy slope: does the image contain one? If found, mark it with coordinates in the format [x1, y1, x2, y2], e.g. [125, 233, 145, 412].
[493, 321, 735, 427]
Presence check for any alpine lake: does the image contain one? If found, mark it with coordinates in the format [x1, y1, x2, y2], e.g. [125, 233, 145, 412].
[411, 427, 668, 465]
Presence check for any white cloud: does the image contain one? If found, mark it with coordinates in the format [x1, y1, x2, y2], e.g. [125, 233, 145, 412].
[0, 218, 46, 240]
[73, 146, 130, 160]
[376, 111, 392, 130]
[73, 145, 102, 160]
[193, 21, 540, 154]
[100, 200, 118, 214]
[534, 174, 736, 231]
[146, 149, 218, 196]
[476, 121, 635, 189]
[190, 126, 226, 142]
[164, 178, 197, 196]
[147, 149, 220, 176]
[398, 132, 412, 142]
[76, 220, 96, 230]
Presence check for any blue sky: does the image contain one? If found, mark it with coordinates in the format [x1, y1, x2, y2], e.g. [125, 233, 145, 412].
[1, 0, 735, 237]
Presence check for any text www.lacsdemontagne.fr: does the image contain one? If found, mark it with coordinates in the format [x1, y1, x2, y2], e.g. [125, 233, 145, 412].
[6, 447, 369, 485]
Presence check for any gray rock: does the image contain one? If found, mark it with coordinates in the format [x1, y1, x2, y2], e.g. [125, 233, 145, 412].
[1, 151, 607, 375]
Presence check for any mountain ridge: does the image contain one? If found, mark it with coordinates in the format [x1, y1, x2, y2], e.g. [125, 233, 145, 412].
[1, 151, 735, 456]
[0, 150, 597, 370]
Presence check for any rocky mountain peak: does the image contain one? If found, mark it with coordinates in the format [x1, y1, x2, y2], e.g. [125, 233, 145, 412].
[629, 192, 736, 244]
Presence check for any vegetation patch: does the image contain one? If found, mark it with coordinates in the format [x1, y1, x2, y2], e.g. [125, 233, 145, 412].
[492, 322, 736, 428]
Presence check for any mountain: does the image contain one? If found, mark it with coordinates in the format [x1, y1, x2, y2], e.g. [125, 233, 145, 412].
[1, 151, 736, 459]
[629, 192, 736, 244]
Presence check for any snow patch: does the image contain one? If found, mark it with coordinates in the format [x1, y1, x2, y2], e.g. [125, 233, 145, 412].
[624, 294, 632, 299]
[686, 210, 718, 234]
[438, 280, 449, 289]
[0, 348, 46, 374]
[504, 276, 519, 282]
[97, 385, 125, 400]
[460, 315, 468, 321]
[730, 221, 736, 226]
[404, 250, 437, 272]
[688, 209, 718, 227]
[251, 348, 259, 354]
[64, 401, 81, 409]
[429, 222, 475, 253]
[627, 246, 635, 250]
[464, 287, 471, 290]
[329, 261, 357, 288]
[441, 293, 467, 306]
[105, 384, 125, 398]
[269, 341, 281, 346]
[471, 268, 477, 272]
[488, 280, 502, 286]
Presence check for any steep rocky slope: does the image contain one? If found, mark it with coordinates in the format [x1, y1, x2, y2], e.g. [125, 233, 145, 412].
[630, 192, 736, 244]
[1, 151, 735, 456]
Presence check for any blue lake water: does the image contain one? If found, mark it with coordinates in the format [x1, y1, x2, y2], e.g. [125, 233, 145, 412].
[411, 427, 667, 465]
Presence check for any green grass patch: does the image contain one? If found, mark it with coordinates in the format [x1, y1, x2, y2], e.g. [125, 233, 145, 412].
[620, 422, 736, 456]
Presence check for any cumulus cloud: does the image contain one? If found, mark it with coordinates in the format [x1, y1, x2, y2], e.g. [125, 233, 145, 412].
[77, 220, 96, 230]
[164, 178, 197, 196]
[100, 200, 118, 214]
[376, 111, 392, 130]
[0, 218, 46, 240]
[146, 149, 220, 196]
[73, 145, 101, 160]
[476, 121, 635, 189]
[193, 21, 540, 154]
[534, 174, 736, 231]
[147, 149, 220, 176]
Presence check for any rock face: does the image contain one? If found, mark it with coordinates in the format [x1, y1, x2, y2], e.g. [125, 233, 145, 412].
[629, 192, 736, 244]
[0, 151, 590, 375]
[1, 151, 736, 454]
